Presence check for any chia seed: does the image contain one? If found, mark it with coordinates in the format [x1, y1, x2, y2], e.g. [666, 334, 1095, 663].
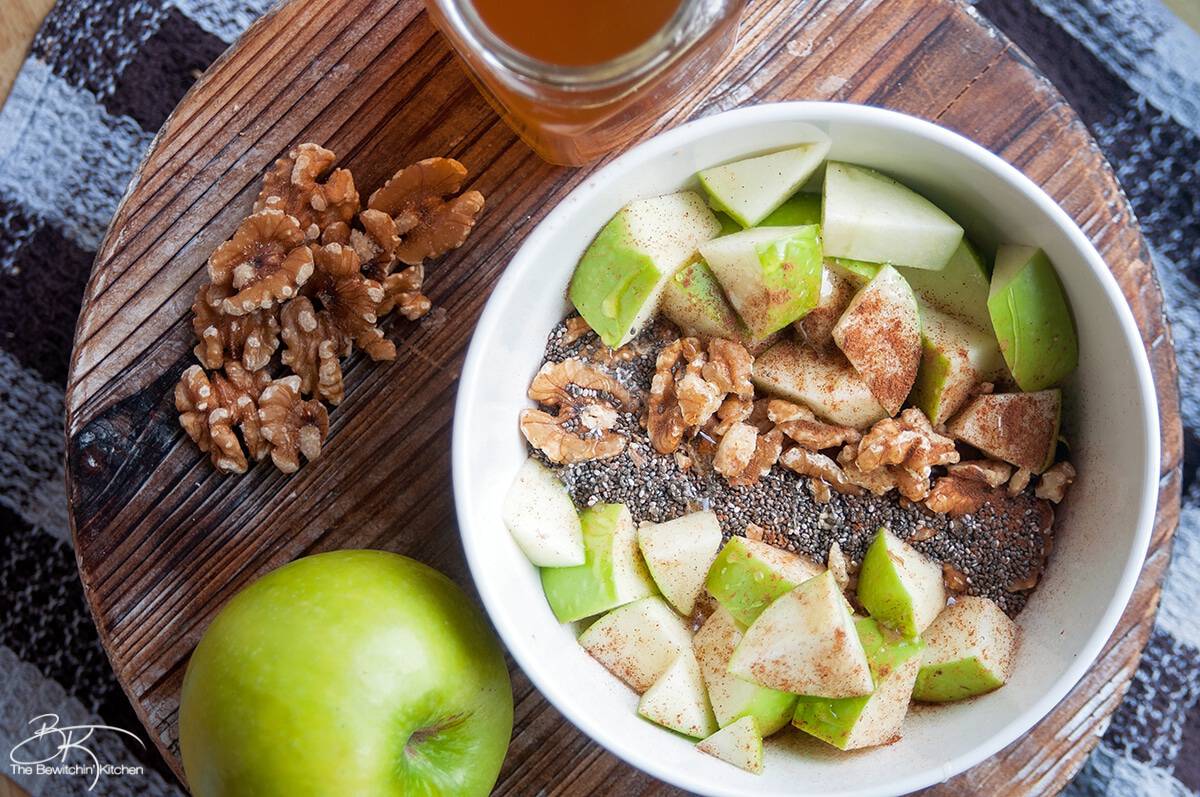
[534, 318, 1052, 618]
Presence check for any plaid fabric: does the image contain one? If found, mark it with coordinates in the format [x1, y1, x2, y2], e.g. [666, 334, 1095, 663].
[0, 0, 1196, 794]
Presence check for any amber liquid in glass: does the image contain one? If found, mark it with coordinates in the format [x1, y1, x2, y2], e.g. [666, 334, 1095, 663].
[426, 0, 742, 165]
[470, 0, 682, 67]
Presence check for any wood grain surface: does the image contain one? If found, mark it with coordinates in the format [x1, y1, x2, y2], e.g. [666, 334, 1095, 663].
[0, 0, 54, 103]
[64, 0, 1183, 793]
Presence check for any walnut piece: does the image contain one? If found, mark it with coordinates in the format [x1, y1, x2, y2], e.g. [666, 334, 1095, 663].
[368, 158, 485, 266]
[306, 242, 395, 361]
[837, 444, 899, 495]
[1035, 461, 1075, 503]
[828, 542, 850, 591]
[947, 459, 1013, 489]
[943, 563, 969, 593]
[647, 337, 756, 455]
[714, 424, 782, 487]
[925, 476, 988, 516]
[209, 209, 314, 315]
[767, 399, 860, 450]
[854, 408, 958, 471]
[350, 208, 401, 280]
[257, 375, 331, 473]
[175, 363, 271, 474]
[280, 296, 349, 405]
[1008, 466, 1033, 496]
[191, 283, 279, 371]
[712, 397, 753, 436]
[377, 265, 431, 320]
[256, 143, 360, 242]
[520, 359, 633, 464]
[779, 447, 861, 498]
[562, 315, 594, 345]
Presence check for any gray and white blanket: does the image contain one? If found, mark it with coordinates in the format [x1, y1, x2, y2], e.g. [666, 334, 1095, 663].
[0, 0, 1196, 794]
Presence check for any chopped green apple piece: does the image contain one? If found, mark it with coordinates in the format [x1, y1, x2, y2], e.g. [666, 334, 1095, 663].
[899, 240, 991, 330]
[660, 260, 752, 344]
[988, 245, 1079, 391]
[637, 650, 718, 738]
[729, 571, 873, 698]
[638, 511, 724, 616]
[822, 161, 964, 269]
[910, 304, 1006, 425]
[792, 617, 925, 750]
[705, 536, 822, 627]
[698, 226, 824, 339]
[829, 257, 883, 286]
[696, 716, 764, 774]
[502, 456, 585, 567]
[540, 503, 656, 623]
[752, 340, 888, 429]
[693, 606, 797, 735]
[913, 596, 1019, 702]
[569, 191, 721, 348]
[577, 596, 692, 693]
[714, 211, 742, 236]
[757, 193, 822, 227]
[857, 528, 946, 638]
[831, 265, 922, 416]
[698, 141, 831, 227]
[795, 265, 855, 351]
[947, 390, 1061, 472]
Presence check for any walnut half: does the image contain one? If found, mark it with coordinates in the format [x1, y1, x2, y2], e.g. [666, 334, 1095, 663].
[368, 158, 485, 266]
[175, 363, 271, 474]
[258, 375, 330, 473]
[519, 359, 634, 465]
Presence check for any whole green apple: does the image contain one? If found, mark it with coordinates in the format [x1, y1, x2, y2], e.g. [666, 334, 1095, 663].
[179, 550, 513, 797]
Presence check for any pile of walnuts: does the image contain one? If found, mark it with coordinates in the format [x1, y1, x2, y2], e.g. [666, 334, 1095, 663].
[176, 143, 484, 473]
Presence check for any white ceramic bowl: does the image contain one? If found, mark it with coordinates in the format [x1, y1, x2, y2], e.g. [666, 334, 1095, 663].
[453, 102, 1159, 796]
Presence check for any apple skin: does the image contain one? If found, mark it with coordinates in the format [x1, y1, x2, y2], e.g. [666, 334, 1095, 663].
[757, 193, 822, 227]
[705, 536, 821, 627]
[179, 550, 513, 797]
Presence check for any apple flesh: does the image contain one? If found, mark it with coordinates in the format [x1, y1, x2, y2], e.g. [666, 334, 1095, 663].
[540, 503, 656, 623]
[569, 191, 721, 347]
[729, 570, 874, 698]
[659, 260, 753, 345]
[857, 528, 946, 638]
[910, 304, 1006, 425]
[179, 550, 513, 797]
[795, 265, 855, 351]
[698, 141, 831, 227]
[637, 650, 719, 738]
[829, 257, 883, 286]
[831, 265, 922, 416]
[502, 456, 585, 567]
[696, 716, 764, 774]
[900, 239, 992, 330]
[705, 535, 822, 627]
[637, 511, 723, 616]
[752, 339, 888, 429]
[792, 617, 924, 750]
[757, 192, 822, 227]
[577, 596, 692, 692]
[698, 225, 824, 339]
[821, 161, 964, 269]
[946, 390, 1061, 473]
[988, 245, 1079, 391]
[693, 606, 798, 735]
[912, 596, 1020, 702]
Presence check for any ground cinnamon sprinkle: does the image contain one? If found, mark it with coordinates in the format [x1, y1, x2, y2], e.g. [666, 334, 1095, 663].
[536, 318, 1052, 617]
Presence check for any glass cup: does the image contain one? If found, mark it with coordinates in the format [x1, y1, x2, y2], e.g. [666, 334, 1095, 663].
[425, 0, 744, 166]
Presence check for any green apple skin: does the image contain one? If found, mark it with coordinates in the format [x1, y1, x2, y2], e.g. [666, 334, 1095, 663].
[179, 550, 513, 797]
[792, 617, 924, 750]
[659, 260, 753, 344]
[757, 193, 822, 227]
[541, 503, 655, 623]
[698, 226, 825, 339]
[569, 192, 720, 348]
[856, 529, 945, 638]
[910, 304, 1005, 425]
[987, 245, 1079, 391]
[899, 240, 991, 330]
[912, 657, 1004, 702]
[714, 211, 743, 236]
[705, 536, 820, 627]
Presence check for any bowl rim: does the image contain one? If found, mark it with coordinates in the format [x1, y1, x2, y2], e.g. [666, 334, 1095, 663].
[452, 101, 1160, 797]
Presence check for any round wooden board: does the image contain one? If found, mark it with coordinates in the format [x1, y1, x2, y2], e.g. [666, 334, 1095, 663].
[65, 0, 1182, 793]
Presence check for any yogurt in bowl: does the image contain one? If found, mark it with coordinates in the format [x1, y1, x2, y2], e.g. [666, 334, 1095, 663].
[453, 102, 1158, 796]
